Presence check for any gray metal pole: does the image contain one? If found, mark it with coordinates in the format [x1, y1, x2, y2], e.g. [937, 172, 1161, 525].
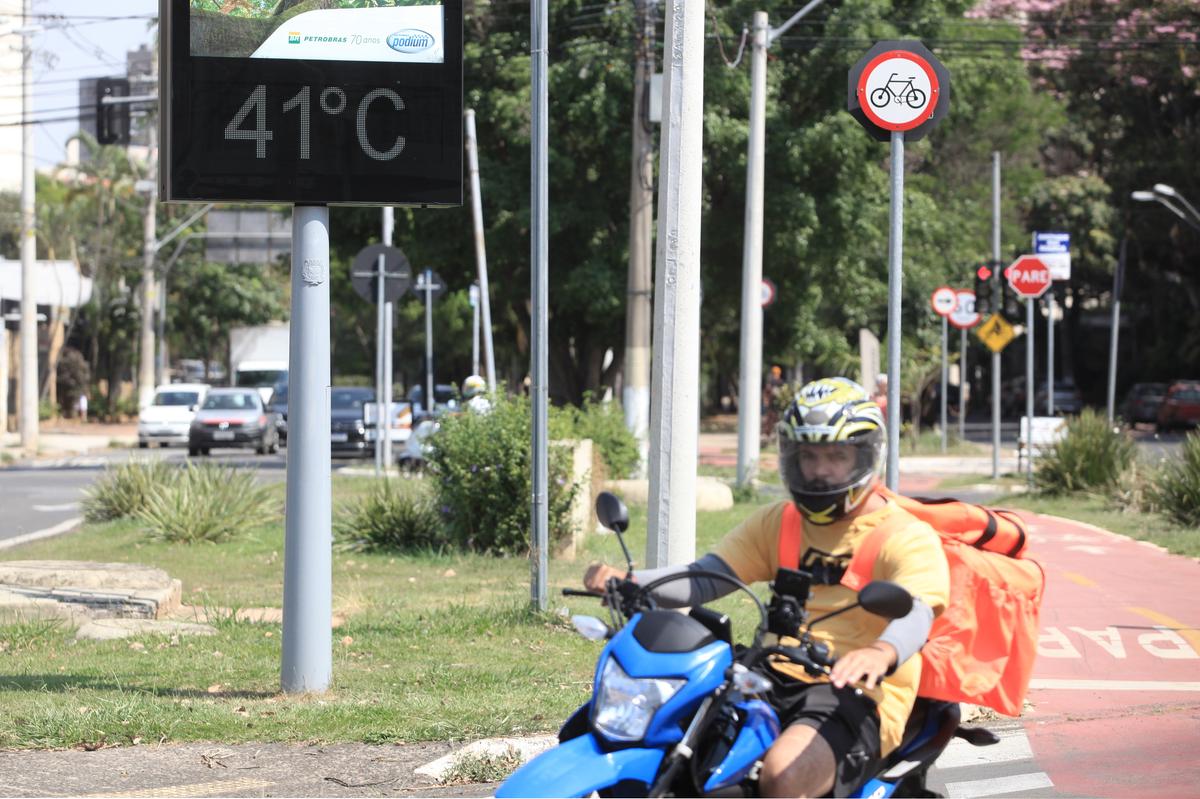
[281, 204, 332, 693]
[737, 11, 768, 490]
[157, 275, 167, 386]
[1026, 297, 1034, 487]
[624, 0, 655, 475]
[940, 315, 948, 453]
[885, 132, 904, 491]
[424, 269, 434, 419]
[382, 207, 394, 471]
[374, 252, 385, 476]
[991, 152, 1001, 479]
[18, 0, 37, 452]
[138, 123, 159, 411]
[1046, 291, 1054, 416]
[647, 0, 703, 567]
[0, 325, 7, 434]
[531, 0, 550, 610]
[958, 327, 967, 442]
[472, 284, 480, 377]
[464, 110, 497, 391]
[1107, 237, 1127, 424]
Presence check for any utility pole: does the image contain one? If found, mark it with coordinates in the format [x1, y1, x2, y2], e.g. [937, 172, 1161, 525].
[382, 207, 395, 470]
[646, 0, 704, 568]
[19, 0, 37, 452]
[624, 0, 655, 474]
[464, 109, 496, 391]
[530, 0, 550, 610]
[138, 122, 159, 410]
[991, 152, 1002, 479]
[737, 0, 827, 488]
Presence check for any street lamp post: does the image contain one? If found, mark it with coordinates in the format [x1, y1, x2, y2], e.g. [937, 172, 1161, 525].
[1133, 186, 1200, 232]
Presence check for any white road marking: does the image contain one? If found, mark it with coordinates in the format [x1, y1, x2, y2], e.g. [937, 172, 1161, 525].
[944, 771, 1054, 798]
[32, 502, 79, 512]
[0, 516, 82, 550]
[935, 731, 1033, 769]
[1064, 544, 1108, 555]
[1031, 678, 1200, 692]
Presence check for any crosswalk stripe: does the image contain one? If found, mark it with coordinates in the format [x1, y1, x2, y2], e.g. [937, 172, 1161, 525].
[935, 731, 1033, 769]
[944, 771, 1054, 798]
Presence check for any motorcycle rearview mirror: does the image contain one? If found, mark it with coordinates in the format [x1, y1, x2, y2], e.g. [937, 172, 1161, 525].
[857, 581, 913, 620]
[595, 491, 636, 574]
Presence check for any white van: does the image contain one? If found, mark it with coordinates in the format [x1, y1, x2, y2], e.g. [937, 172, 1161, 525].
[137, 383, 209, 448]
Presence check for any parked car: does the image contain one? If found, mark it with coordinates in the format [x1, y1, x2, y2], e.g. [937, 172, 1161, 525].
[267, 380, 288, 445]
[407, 383, 459, 419]
[330, 387, 376, 458]
[1033, 379, 1084, 416]
[1121, 382, 1168, 425]
[188, 387, 279, 456]
[138, 383, 209, 448]
[1157, 381, 1200, 432]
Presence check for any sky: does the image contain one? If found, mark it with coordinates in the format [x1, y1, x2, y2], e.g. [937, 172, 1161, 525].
[9, 1, 158, 168]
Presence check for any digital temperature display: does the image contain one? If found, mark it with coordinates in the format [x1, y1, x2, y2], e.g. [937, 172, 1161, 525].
[161, 0, 462, 206]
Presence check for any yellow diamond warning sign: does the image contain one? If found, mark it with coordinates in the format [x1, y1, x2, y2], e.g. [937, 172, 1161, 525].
[976, 313, 1016, 353]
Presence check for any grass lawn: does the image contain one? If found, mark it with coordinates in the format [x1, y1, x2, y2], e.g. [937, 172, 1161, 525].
[0, 476, 776, 750]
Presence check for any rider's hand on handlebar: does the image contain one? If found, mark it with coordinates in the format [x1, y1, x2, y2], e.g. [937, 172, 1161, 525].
[583, 562, 631, 595]
[830, 642, 896, 691]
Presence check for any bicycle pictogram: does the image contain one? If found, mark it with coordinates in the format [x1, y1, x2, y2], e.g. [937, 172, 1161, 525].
[869, 73, 927, 110]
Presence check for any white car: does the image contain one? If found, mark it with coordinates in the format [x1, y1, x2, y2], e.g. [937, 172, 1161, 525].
[138, 383, 209, 448]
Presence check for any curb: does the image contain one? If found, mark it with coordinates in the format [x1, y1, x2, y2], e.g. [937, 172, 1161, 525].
[0, 517, 82, 550]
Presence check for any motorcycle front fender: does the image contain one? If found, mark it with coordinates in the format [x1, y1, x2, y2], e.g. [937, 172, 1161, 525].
[495, 733, 665, 798]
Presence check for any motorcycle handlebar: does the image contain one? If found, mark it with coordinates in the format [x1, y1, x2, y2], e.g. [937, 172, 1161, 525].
[562, 588, 597, 597]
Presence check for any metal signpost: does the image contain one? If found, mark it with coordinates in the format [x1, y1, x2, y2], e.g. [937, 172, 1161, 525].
[413, 269, 448, 416]
[1034, 232, 1070, 415]
[1007, 255, 1053, 486]
[351, 243, 412, 474]
[849, 42, 950, 490]
[948, 288, 981, 442]
[161, 0, 463, 693]
[930, 286, 957, 453]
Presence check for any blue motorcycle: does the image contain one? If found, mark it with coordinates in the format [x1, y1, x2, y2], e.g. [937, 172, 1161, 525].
[498, 492, 997, 798]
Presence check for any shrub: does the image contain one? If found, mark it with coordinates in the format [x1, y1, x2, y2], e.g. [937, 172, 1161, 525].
[334, 481, 444, 553]
[55, 348, 90, 417]
[428, 395, 578, 555]
[137, 463, 279, 543]
[1036, 409, 1134, 495]
[1150, 432, 1200, 527]
[550, 395, 641, 479]
[83, 459, 179, 522]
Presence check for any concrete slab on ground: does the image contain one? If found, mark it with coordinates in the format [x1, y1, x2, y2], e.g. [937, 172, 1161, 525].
[0, 560, 182, 626]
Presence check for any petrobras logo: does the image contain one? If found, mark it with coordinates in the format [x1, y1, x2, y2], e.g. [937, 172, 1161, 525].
[288, 32, 301, 44]
[387, 29, 435, 54]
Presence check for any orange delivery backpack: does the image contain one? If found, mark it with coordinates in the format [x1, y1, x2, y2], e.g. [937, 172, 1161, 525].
[777, 487, 1045, 716]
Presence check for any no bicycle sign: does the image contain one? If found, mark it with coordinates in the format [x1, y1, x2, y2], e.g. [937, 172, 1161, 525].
[848, 41, 950, 142]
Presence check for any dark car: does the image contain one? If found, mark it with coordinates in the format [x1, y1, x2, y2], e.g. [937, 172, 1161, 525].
[1121, 382, 1168, 425]
[188, 388, 279, 456]
[331, 387, 376, 458]
[407, 383, 459, 419]
[1033, 380, 1084, 416]
[267, 380, 288, 444]
[1157, 381, 1200, 432]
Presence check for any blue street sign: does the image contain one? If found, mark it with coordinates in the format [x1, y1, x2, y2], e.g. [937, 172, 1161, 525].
[1033, 232, 1070, 254]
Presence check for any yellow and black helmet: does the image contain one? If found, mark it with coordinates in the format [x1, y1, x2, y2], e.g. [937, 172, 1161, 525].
[776, 378, 885, 525]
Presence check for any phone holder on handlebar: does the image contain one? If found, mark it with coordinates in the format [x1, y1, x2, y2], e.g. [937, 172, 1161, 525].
[767, 567, 812, 638]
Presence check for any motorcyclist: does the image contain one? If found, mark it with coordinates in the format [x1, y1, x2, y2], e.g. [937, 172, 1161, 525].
[462, 374, 491, 415]
[584, 377, 949, 798]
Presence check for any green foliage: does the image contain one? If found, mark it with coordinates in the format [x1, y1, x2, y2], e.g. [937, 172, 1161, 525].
[439, 749, 525, 786]
[1036, 409, 1134, 495]
[428, 396, 579, 555]
[55, 348, 90, 417]
[334, 481, 443, 553]
[137, 463, 279, 544]
[37, 400, 54, 421]
[0, 619, 65, 655]
[1150, 432, 1200, 528]
[83, 460, 179, 523]
[550, 396, 640, 480]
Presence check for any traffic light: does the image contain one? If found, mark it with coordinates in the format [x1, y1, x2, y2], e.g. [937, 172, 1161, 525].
[95, 77, 131, 146]
[974, 263, 994, 315]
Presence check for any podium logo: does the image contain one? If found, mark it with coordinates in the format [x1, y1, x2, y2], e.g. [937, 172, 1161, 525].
[387, 29, 435, 54]
[288, 32, 301, 44]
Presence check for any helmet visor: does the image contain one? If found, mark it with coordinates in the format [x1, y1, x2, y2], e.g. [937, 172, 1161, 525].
[777, 431, 882, 499]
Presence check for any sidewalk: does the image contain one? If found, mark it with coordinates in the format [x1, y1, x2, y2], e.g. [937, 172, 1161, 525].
[1, 421, 137, 464]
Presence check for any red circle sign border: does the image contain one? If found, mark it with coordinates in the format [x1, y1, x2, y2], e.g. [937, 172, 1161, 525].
[930, 285, 956, 317]
[948, 289, 980, 330]
[856, 50, 940, 132]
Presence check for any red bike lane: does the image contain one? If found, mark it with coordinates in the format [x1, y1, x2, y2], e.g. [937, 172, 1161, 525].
[1018, 511, 1200, 797]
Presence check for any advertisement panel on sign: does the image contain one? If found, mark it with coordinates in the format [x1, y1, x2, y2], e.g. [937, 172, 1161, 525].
[1033, 231, 1071, 281]
[163, 0, 464, 206]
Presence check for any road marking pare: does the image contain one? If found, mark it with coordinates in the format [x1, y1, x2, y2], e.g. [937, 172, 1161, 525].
[1038, 625, 1198, 659]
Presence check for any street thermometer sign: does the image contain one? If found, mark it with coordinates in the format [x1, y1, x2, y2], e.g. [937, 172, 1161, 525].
[160, 0, 463, 205]
[949, 289, 980, 330]
[1006, 255, 1053, 298]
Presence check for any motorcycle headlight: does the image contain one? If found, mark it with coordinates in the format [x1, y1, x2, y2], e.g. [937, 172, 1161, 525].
[592, 656, 684, 742]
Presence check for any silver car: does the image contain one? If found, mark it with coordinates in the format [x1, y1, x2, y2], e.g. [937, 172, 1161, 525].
[188, 388, 279, 456]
